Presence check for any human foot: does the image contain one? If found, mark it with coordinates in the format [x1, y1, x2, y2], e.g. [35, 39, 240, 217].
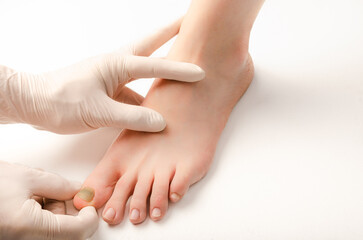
[73, 52, 253, 225]
[73, 0, 262, 224]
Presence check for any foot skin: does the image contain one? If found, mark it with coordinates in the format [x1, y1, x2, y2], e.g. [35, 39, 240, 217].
[73, 19, 254, 224]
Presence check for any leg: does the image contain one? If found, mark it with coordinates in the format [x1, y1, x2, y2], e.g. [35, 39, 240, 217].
[74, 0, 264, 225]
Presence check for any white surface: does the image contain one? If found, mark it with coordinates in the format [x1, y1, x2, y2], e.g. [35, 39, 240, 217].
[1, 0, 363, 239]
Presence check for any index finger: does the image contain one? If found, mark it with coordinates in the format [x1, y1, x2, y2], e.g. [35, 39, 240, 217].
[126, 56, 205, 82]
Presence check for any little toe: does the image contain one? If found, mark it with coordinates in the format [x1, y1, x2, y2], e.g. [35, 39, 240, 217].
[149, 172, 170, 221]
[73, 160, 119, 210]
[169, 166, 193, 203]
[129, 174, 153, 224]
[102, 175, 136, 225]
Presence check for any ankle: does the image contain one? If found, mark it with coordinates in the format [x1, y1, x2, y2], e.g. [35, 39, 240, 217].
[169, 33, 250, 79]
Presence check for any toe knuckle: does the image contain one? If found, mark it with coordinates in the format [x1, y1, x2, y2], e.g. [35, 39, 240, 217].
[177, 170, 193, 184]
[131, 198, 144, 207]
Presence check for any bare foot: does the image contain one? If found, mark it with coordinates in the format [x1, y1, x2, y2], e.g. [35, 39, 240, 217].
[74, 0, 263, 225]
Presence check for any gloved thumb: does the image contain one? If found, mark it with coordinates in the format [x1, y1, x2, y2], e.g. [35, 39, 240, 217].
[55, 206, 99, 239]
[22, 199, 99, 240]
[92, 97, 166, 132]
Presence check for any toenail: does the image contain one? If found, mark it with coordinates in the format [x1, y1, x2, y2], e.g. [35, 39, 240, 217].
[103, 208, 116, 221]
[130, 209, 140, 220]
[170, 193, 181, 202]
[77, 187, 95, 202]
[152, 208, 161, 218]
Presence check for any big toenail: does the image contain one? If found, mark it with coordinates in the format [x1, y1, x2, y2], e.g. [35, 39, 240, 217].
[130, 209, 140, 220]
[77, 187, 95, 202]
[170, 193, 181, 202]
[152, 208, 161, 218]
[103, 208, 116, 221]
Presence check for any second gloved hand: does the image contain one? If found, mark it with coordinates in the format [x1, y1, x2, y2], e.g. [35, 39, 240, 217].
[0, 18, 204, 133]
[0, 161, 99, 240]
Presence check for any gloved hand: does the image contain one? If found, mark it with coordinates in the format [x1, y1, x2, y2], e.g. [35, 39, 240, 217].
[0, 18, 204, 134]
[0, 160, 99, 240]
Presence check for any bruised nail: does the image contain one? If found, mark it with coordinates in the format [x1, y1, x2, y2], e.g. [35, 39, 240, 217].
[170, 193, 181, 202]
[77, 187, 95, 202]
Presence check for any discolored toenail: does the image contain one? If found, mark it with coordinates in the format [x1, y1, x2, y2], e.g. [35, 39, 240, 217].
[77, 187, 95, 202]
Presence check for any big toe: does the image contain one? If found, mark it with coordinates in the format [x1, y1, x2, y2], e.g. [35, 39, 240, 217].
[73, 160, 119, 210]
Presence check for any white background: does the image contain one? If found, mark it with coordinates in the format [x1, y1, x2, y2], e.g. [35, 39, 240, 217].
[0, 0, 362, 239]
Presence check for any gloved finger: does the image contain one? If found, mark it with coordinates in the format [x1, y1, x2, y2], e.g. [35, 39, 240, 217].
[26, 168, 81, 201]
[55, 206, 99, 239]
[113, 86, 144, 105]
[92, 98, 166, 132]
[125, 55, 205, 82]
[132, 17, 183, 56]
[23, 199, 98, 240]
[43, 198, 66, 215]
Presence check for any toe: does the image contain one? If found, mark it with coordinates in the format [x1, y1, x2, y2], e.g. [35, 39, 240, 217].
[129, 174, 153, 224]
[169, 165, 193, 203]
[102, 174, 136, 225]
[73, 160, 119, 210]
[149, 171, 170, 221]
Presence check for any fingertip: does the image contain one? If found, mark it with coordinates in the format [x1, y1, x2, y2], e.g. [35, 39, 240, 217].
[148, 111, 167, 132]
[171, 62, 205, 82]
[126, 107, 166, 132]
[71, 181, 82, 191]
[78, 206, 99, 236]
[78, 206, 99, 227]
[104, 100, 167, 132]
[189, 64, 205, 81]
[79, 206, 98, 218]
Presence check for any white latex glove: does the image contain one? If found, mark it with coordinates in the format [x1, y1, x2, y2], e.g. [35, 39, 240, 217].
[0, 161, 99, 240]
[0, 18, 204, 134]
